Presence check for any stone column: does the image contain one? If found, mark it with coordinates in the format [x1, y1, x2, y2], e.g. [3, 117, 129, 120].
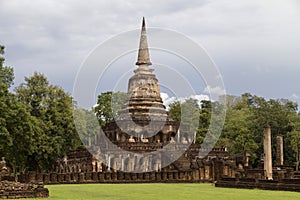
[177, 129, 180, 143]
[264, 125, 272, 180]
[276, 135, 284, 166]
[107, 155, 111, 171]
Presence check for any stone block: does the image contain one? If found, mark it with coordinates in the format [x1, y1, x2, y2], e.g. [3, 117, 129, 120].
[79, 173, 85, 182]
[137, 173, 143, 180]
[43, 174, 49, 184]
[167, 172, 173, 180]
[173, 172, 178, 180]
[117, 172, 124, 180]
[85, 172, 92, 180]
[112, 173, 117, 181]
[162, 172, 167, 180]
[150, 172, 156, 181]
[124, 173, 131, 180]
[50, 173, 58, 183]
[65, 174, 71, 182]
[92, 172, 98, 181]
[57, 173, 65, 183]
[131, 173, 137, 180]
[99, 173, 104, 182]
[156, 172, 161, 181]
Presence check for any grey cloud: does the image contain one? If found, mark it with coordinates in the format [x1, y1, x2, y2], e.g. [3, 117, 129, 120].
[0, 0, 299, 105]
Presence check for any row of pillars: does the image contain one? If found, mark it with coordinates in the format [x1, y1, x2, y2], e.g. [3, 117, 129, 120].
[264, 125, 284, 180]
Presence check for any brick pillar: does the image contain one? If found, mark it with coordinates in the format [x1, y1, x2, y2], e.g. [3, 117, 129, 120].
[264, 125, 273, 180]
[276, 135, 284, 166]
[28, 172, 36, 183]
[156, 172, 161, 181]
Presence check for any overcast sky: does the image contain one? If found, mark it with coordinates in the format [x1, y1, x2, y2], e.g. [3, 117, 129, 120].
[1, 0, 300, 107]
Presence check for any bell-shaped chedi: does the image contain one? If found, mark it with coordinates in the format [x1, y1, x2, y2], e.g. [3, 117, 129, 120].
[118, 17, 168, 124]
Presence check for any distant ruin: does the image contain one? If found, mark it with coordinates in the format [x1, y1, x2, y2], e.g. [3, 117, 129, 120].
[216, 125, 300, 192]
[0, 157, 49, 199]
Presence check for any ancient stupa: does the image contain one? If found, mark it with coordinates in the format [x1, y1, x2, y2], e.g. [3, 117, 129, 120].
[51, 18, 236, 182]
[104, 17, 182, 144]
[118, 17, 168, 123]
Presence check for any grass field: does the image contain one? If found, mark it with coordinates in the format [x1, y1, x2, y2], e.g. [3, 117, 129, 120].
[25, 183, 300, 200]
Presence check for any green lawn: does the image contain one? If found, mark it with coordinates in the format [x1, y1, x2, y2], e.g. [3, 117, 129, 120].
[26, 183, 300, 200]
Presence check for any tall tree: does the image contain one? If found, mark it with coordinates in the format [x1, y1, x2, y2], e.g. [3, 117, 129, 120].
[287, 113, 300, 170]
[168, 98, 200, 142]
[15, 73, 81, 172]
[0, 45, 14, 148]
[197, 100, 212, 144]
[288, 130, 300, 171]
[0, 45, 36, 174]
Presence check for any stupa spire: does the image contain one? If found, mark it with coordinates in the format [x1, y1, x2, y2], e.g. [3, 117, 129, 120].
[136, 17, 152, 66]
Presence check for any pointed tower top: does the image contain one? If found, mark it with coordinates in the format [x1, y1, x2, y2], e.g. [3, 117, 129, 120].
[136, 17, 152, 66]
[142, 16, 146, 31]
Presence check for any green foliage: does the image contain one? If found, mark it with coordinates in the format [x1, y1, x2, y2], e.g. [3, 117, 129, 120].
[73, 107, 99, 146]
[221, 104, 258, 157]
[0, 46, 83, 173]
[168, 98, 200, 140]
[287, 114, 300, 170]
[0, 45, 31, 173]
[94, 91, 127, 126]
[198, 100, 212, 140]
[168, 101, 181, 123]
[169, 92, 299, 167]
[288, 130, 300, 170]
[222, 93, 299, 166]
[15, 72, 81, 172]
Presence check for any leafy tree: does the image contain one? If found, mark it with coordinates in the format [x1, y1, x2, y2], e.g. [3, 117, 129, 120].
[168, 98, 200, 142]
[168, 101, 181, 123]
[15, 73, 81, 172]
[4, 99, 37, 174]
[0, 45, 14, 165]
[0, 46, 14, 150]
[0, 45, 37, 174]
[287, 113, 300, 170]
[94, 91, 127, 126]
[249, 96, 298, 165]
[197, 100, 212, 144]
[217, 95, 258, 164]
[73, 106, 99, 146]
[288, 130, 300, 171]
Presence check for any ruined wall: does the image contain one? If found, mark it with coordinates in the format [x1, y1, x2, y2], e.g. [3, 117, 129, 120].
[19, 153, 237, 184]
[0, 181, 49, 199]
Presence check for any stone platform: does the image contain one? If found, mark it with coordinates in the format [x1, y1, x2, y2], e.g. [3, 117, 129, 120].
[0, 181, 49, 199]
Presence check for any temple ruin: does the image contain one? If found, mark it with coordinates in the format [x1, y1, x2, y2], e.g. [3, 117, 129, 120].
[14, 18, 300, 193]
[18, 17, 242, 184]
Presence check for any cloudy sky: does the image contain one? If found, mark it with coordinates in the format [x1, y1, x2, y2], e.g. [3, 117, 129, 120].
[1, 0, 300, 107]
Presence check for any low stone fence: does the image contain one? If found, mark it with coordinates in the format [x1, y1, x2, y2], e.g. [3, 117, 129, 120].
[215, 177, 300, 192]
[18, 170, 213, 185]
